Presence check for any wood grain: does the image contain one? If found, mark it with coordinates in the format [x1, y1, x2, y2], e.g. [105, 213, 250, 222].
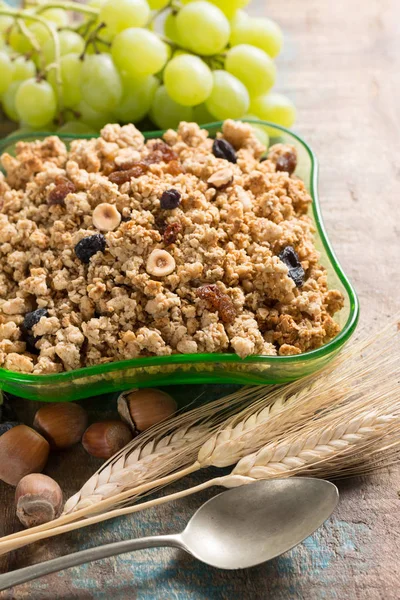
[1, 0, 400, 598]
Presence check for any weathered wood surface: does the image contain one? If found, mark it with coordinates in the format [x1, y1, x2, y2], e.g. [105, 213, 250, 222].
[1, 0, 400, 597]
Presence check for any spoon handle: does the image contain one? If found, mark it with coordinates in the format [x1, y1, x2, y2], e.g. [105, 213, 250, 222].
[0, 534, 182, 591]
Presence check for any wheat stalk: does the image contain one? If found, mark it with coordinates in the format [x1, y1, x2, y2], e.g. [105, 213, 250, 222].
[0, 320, 398, 555]
[2, 402, 398, 555]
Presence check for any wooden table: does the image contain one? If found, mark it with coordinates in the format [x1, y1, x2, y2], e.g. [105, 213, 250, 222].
[1, 0, 400, 597]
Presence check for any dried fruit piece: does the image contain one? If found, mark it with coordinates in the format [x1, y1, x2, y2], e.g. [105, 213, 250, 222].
[279, 246, 305, 287]
[147, 141, 178, 163]
[146, 249, 176, 277]
[160, 189, 181, 210]
[75, 234, 106, 264]
[47, 178, 76, 206]
[92, 203, 121, 232]
[212, 138, 237, 163]
[23, 308, 48, 331]
[163, 221, 182, 246]
[109, 162, 149, 185]
[196, 284, 237, 323]
[207, 168, 234, 189]
[275, 151, 297, 175]
[165, 160, 184, 176]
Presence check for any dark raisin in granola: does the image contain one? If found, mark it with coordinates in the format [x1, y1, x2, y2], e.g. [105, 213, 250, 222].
[163, 222, 182, 246]
[75, 234, 106, 264]
[23, 308, 48, 331]
[48, 178, 76, 206]
[275, 151, 297, 175]
[196, 284, 237, 323]
[212, 139, 237, 164]
[279, 246, 305, 287]
[160, 189, 181, 210]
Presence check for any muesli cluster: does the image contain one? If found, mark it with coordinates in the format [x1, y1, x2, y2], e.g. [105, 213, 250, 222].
[0, 120, 344, 374]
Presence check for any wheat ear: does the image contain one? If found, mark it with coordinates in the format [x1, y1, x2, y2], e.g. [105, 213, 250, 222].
[1, 404, 398, 556]
[1, 321, 398, 554]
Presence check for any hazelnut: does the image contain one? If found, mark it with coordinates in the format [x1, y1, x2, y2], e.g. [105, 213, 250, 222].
[82, 421, 133, 459]
[0, 425, 50, 486]
[15, 473, 63, 528]
[207, 168, 233, 189]
[146, 249, 176, 277]
[33, 402, 88, 450]
[118, 389, 177, 433]
[92, 203, 121, 231]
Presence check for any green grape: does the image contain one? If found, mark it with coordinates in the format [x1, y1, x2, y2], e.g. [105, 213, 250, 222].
[0, 51, 12, 95]
[0, 35, 4, 50]
[192, 102, 214, 125]
[112, 28, 168, 77]
[250, 93, 296, 132]
[9, 25, 32, 54]
[11, 56, 36, 81]
[180, 0, 249, 18]
[40, 8, 69, 27]
[43, 30, 85, 64]
[28, 21, 56, 48]
[48, 53, 83, 108]
[76, 100, 113, 130]
[81, 53, 122, 112]
[99, 0, 150, 37]
[230, 17, 283, 58]
[164, 12, 181, 44]
[225, 44, 276, 96]
[164, 55, 213, 107]
[114, 74, 159, 123]
[148, 0, 169, 7]
[2, 81, 20, 121]
[229, 9, 248, 28]
[150, 85, 193, 130]
[15, 78, 57, 128]
[176, 1, 230, 56]
[58, 121, 96, 135]
[206, 70, 249, 120]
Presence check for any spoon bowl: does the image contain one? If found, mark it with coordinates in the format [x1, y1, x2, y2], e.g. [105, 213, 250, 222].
[181, 478, 339, 569]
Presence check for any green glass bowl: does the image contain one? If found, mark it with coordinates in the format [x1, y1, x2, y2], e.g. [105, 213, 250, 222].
[0, 120, 359, 401]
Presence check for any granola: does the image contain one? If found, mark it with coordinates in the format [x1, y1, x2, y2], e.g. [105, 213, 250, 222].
[0, 120, 344, 373]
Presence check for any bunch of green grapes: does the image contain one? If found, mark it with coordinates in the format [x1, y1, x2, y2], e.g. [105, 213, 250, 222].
[0, 0, 296, 139]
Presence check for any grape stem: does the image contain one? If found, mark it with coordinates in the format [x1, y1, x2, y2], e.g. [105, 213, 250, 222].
[16, 18, 46, 72]
[148, 0, 181, 26]
[0, 8, 63, 115]
[79, 22, 106, 59]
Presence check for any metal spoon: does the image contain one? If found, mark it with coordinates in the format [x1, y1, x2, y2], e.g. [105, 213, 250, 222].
[0, 478, 338, 590]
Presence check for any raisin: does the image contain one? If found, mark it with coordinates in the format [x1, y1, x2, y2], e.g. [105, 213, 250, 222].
[23, 308, 48, 331]
[74, 234, 106, 264]
[196, 284, 237, 323]
[279, 246, 305, 287]
[48, 178, 76, 206]
[109, 163, 149, 185]
[212, 139, 237, 164]
[163, 221, 182, 246]
[147, 141, 178, 163]
[165, 160, 184, 175]
[25, 332, 40, 354]
[0, 422, 21, 437]
[160, 189, 181, 210]
[275, 151, 297, 175]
